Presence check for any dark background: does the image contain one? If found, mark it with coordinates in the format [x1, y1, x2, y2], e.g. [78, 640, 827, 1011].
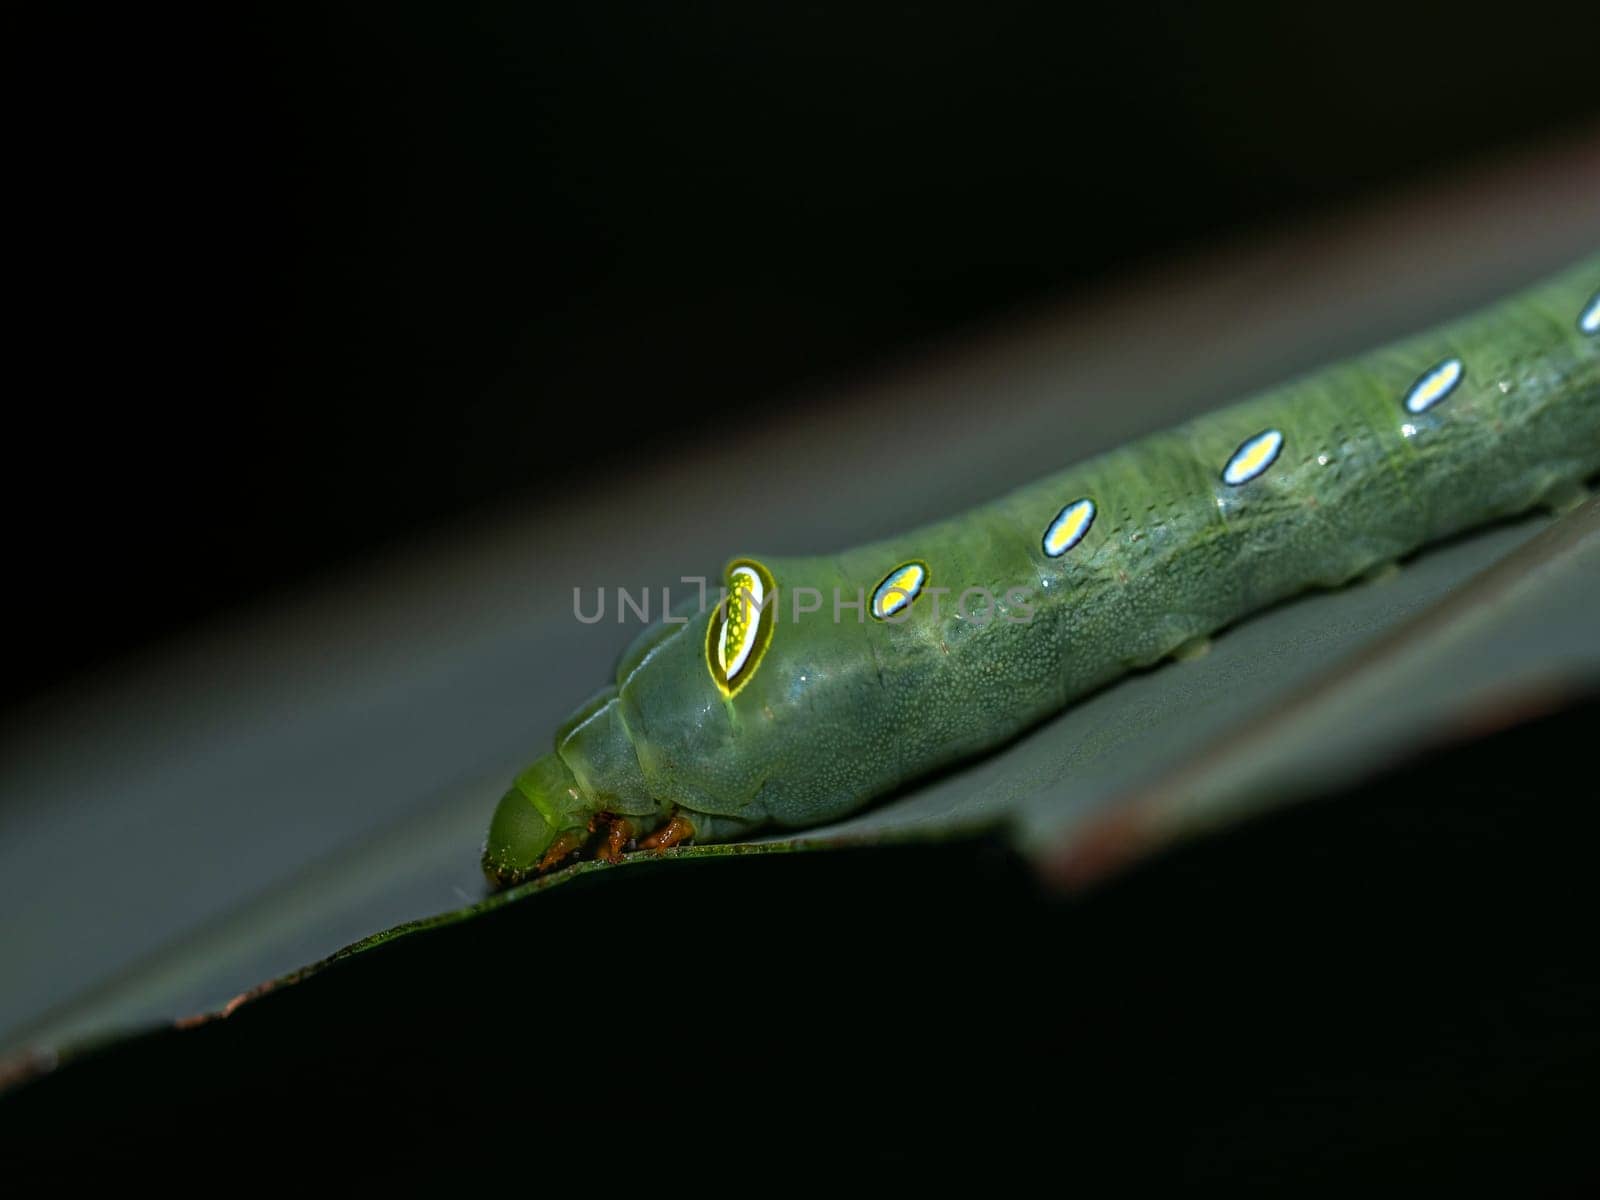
[8, 5, 1600, 1174]
[12, 0, 1599, 711]
[8, 701, 1599, 1180]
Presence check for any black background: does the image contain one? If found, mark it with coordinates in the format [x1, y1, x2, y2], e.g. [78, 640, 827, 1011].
[12, 1, 1599, 710]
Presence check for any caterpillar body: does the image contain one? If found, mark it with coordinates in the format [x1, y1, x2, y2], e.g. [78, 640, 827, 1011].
[483, 255, 1600, 886]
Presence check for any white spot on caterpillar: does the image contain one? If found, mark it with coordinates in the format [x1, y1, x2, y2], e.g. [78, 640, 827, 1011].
[871, 562, 927, 620]
[1042, 498, 1096, 558]
[1221, 429, 1285, 486]
[1403, 358, 1464, 414]
[718, 566, 764, 679]
[1582, 290, 1600, 335]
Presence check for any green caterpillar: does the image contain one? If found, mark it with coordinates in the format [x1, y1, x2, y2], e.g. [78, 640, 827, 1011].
[483, 256, 1600, 886]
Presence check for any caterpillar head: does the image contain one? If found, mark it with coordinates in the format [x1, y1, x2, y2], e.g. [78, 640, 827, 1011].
[481, 752, 591, 888]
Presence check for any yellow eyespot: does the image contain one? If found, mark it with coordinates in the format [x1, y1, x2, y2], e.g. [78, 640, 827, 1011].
[1043, 498, 1096, 558]
[706, 558, 777, 698]
[1403, 358, 1464, 415]
[871, 561, 928, 621]
[1222, 428, 1285, 486]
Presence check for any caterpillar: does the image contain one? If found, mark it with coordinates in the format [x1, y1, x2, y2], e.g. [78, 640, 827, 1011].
[483, 255, 1600, 887]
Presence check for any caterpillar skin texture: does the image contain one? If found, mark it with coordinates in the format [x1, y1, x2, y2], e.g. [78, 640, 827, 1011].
[484, 255, 1600, 886]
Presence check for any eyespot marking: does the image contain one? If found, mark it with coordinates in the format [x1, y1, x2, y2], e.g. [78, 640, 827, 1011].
[871, 561, 928, 621]
[719, 566, 763, 678]
[1043, 498, 1096, 558]
[1221, 429, 1285, 486]
[1581, 290, 1600, 335]
[706, 558, 776, 697]
[1403, 358, 1464, 414]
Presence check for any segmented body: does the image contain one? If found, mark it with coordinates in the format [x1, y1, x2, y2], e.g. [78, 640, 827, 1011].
[484, 256, 1600, 885]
